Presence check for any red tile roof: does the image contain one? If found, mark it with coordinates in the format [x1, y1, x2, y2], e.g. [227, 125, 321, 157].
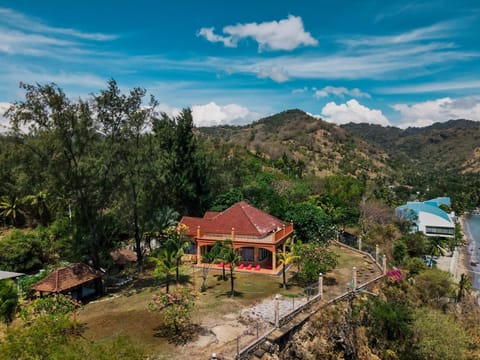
[30, 263, 103, 293]
[180, 201, 286, 237]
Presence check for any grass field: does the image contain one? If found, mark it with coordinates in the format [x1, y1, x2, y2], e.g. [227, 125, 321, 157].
[77, 243, 382, 358]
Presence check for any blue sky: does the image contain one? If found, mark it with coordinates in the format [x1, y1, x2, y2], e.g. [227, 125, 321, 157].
[1, 0, 479, 129]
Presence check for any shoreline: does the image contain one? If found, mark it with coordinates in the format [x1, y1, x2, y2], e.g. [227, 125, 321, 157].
[438, 215, 477, 286]
[459, 216, 480, 303]
[459, 217, 472, 283]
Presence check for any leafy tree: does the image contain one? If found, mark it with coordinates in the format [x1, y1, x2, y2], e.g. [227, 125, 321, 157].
[412, 308, 469, 360]
[285, 201, 334, 244]
[276, 237, 299, 289]
[0, 229, 52, 273]
[210, 189, 244, 212]
[414, 268, 455, 304]
[153, 109, 212, 216]
[366, 299, 412, 350]
[6, 82, 123, 268]
[402, 232, 427, 258]
[294, 242, 338, 285]
[456, 273, 472, 303]
[405, 257, 427, 278]
[393, 241, 408, 265]
[0, 280, 18, 324]
[95, 80, 157, 273]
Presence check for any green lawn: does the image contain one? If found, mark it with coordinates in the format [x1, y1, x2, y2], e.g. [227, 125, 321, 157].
[78, 243, 382, 358]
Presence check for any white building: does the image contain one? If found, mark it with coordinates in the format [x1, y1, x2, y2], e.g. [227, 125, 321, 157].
[396, 197, 455, 238]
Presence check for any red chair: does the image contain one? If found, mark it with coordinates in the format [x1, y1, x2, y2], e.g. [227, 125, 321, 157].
[254, 265, 261, 271]
[238, 263, 245, 269]
[217, 262, 223, 268]
[225, 263, 231, 269]
[246, 264, 253, 270]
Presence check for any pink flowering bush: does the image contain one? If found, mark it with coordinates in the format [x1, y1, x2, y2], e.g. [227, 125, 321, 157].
[20, 293, 83, 322]
[149, 286, 197, 342]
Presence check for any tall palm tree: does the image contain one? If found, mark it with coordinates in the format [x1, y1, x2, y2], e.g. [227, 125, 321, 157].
[153, 248, 177, 293]
[223, 242, 241, 297]
[0, 195, 24, 226]
[164, 224, 190, 285]
[277, 237, 300, 289]
[426, 236, 446, 267]
[212, 240, 229, 281]
[144, 206, 179, 251]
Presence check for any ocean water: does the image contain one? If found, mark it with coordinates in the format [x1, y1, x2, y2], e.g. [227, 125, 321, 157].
[464, 214, 480, 289]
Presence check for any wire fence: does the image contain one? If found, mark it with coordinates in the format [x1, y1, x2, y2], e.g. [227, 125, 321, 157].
[218, 240, 386, 360]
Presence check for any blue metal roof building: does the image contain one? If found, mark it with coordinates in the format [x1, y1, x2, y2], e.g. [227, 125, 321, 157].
[396, 198, 455, 238]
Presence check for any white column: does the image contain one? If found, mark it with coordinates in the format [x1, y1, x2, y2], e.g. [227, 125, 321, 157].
[352, 266, 357, 290]
[318, 272, 323, 299]
[382, 254, 387, 275]
[274, 294, 280, 327]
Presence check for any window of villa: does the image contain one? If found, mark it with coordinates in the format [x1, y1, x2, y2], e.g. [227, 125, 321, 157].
[259, 248, 268, 261]
[242, 247, 254, 262]
[185, 242, 197, 254]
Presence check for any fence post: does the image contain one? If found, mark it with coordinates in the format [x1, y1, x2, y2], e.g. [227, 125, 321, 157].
[375, 244, 379, 264]
[236, 335, 240, 358]
[382, 254, 387, 275]
[318, 273, 323, 299]
[358, 236, 362, 252]
[274, 294, 280, 328]
[352, 266, 357, 290]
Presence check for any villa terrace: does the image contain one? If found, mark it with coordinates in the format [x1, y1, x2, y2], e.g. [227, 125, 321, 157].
[180, 201, 294, 274]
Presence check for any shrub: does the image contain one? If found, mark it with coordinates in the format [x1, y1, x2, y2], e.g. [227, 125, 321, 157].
[149, 286, 197, 343]
[0, 279, 18, 324]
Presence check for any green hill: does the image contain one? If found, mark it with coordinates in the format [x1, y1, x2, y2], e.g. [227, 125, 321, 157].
[199, 109, 393, 179]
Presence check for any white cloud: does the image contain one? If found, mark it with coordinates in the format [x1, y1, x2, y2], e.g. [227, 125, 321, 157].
[197, 27, 236, 48]
[191, 102, 261, 127]
[155, 103, 181, 118]
[392, 97, 480, 128]
[0, 8, 116, 41]
[0, 8, 116, 57]
[339, 21, 457, 48]
[0, 102, 12, 133]
[379, 79, 480, 94]
[292, 87, 308, 94]
[198, 15, 318, 52]
[314, 86, 370, 99]
[256, 66, 289, 82]
[321, 99, 390, 126]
